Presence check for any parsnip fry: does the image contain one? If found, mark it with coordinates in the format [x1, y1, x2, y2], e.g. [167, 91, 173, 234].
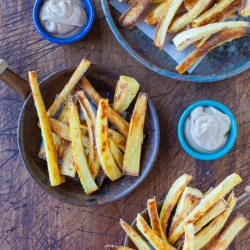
[58, 139, 70, 159]
[109, 139, 123, 170]
[176, 199, 228, 250]
[123, 93, 148, 176]
[96, 168, 106, 188]
[183, 223, 194, 250]
[38, 133, 62, 161]
[145, 1, 168, 27]
[152, 0, 164, 3]
[80, 76, 129, 138]
[49, 118, 89, 147]
[176, 27, 248, 74]
[96, 99, 123, 181]
[154, 0, 183, 49]
[168, 173, 242, 245]
[147, 197, 167, 242]
[113, 75, 140, 114]
[194, 192, 236, 250]
[192, 0, 236, 27]
[39, 94, 71, 159]
[173, 21, 250, 53]
[207, 0, 241, 24]
[79, 119, 89, 132]
[57, 94, 71, 123]
[169, 187, 203, 234]
[208, 214, 249, 250]
[168, 0, 213, 34]
[120, 219, 151, 250]
[105, 246, 135, 250]
[38, 142, 47, 160]
[194, 198, 229, 233]
[68, 97, 98, 194]
[136, 214, 176, 250]
[160, 174, 192, 234]
[28, 71, 62, 186]
[47, 59, 90, 118]
[184, 0, 199, 11]
[60, 143, 76, 177]
[119, 0, 152, 29]
[76, 90, 100, 179]
[241, 0, 250, 17]
[108, 129, 126, 152]
[127, 0, 136, 4]
[193, 0, 241, 47]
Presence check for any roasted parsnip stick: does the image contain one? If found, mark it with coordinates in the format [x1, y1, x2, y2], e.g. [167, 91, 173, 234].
[123, 93, 148, 176]
[96, 99, 123, 181]
[68, 97, 98, 194]
[176, 27, 248, 74]
[47, 59, 91, 118]
[80, 76, 129, 138]
[28, 71, 62, 186]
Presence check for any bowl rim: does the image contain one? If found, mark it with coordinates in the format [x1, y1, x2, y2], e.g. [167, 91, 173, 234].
[101, 0, 250, 83]
[177, 100, 238, 161]
[124, 200, 164, 246]
[17, 64, 160, 206]
[33, 0, 95, 44]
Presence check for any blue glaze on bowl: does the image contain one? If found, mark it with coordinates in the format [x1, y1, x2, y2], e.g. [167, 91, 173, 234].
[178, 100, 237, 160]
[33, 0, 94, 44]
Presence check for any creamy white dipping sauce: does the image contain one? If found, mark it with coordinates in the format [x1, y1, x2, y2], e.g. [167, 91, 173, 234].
[184, 106, 231, 153]
[40, 0, 87, 39]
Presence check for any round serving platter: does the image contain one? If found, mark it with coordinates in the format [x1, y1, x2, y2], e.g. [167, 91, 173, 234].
[101, 1, 250, 82]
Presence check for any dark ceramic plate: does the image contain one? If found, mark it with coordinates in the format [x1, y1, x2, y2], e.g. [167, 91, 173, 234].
[101, 1, 250, 82]
[18, 64, 159, 206]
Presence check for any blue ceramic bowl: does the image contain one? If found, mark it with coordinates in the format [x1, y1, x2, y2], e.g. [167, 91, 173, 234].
[33, 0, 94, 44]
[178, 100, 237, 161]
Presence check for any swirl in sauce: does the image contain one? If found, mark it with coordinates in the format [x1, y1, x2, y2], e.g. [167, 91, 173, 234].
[184, 106, 231, 153]
[40, 0, 87, 39]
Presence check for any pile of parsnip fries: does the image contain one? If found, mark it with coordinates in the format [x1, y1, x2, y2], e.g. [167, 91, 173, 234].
[118, 0, 250, 74]
[105, 173, 249, 250]
[28, 59, 148, 194]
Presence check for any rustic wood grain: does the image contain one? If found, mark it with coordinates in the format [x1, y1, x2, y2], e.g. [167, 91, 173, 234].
[0, 0, 249, 249]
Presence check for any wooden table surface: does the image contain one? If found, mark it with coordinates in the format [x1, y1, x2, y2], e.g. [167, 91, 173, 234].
[0, 0, 249, 249]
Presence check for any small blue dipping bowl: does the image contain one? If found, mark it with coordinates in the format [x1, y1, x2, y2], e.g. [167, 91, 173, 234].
[33, 0, 94, 44]
[178, 100, 237, 161]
